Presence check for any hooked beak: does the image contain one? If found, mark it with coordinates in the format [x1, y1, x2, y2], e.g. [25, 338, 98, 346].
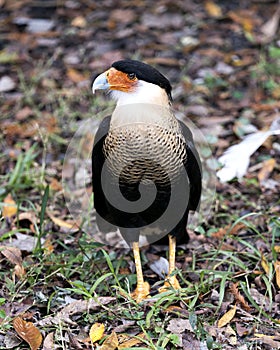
[92, 71, 110, 94]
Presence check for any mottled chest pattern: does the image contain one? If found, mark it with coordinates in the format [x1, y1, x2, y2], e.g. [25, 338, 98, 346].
[103, 122, 187, 184]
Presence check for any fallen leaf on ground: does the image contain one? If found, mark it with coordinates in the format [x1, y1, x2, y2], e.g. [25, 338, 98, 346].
[13, 264, 26, 279]
[225, 325, 237, 346]
[253, 333, 280, 348]
[167, 318, 194, 334]
[42, 332, 54, 350]
[90, 323, 105, 343]
[211, 223, 245, 239]
[205, 1, 222, 18]
[260, 6, 280, 41]
[274, 261, 280, 289]
[15, 106, 33, 121]
[100, 331, 118, 350]
[3, 331, 22, 348]
[0, 246, 22, 266]
[227, 10, 257, 35]
[250, 288, 270, 311]
[67, 68, 87, 83]
[258, 158, 276, 185]
[13, 317, 42, 350]
[15, 211, 37, 233]
[235, 322, 250, 337]
[43, 237, 54, 255]
[118, 332, 145, 349]
[38, 297, 115, 326]
[218, 304, 236, 328]
[2, 193, 17, 218]
[71, 16, 87, 28]
[5, 232, 39, 252]
[261, 254, 270, 275]
[49, 178, 63, 191]
[229, 283, 251, 311]
[47, 212, 80, 232]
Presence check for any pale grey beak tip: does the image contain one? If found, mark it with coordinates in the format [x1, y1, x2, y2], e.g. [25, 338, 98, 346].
[92, 72, 110, 94]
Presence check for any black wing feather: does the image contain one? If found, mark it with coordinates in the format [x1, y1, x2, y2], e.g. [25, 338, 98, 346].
[92, 115, 116, 232]
[178, 120, 202, 212]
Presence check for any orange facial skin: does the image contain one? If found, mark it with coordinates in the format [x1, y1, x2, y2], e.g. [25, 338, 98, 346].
[106, 67, 138, 92]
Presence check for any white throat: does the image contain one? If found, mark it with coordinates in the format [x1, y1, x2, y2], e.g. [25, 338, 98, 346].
[110, 80, 170, 107]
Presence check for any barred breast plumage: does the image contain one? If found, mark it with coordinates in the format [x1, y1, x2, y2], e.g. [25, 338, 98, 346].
[103, 105, 187, 185]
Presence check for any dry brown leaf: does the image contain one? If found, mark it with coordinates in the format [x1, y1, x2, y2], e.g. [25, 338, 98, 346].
[13, 317, 42, 350]
[38, 297, 115, 327]
[250, 288, 270, 311]
[110, 9, 136, 24]
[16, 211, 37, 233]
[163, 305, 185, 313]
[220, 243, 236, 251]
[48, 212, 80, 232]
[211, 223, 245, 239]
[167, 318, 193, 334]
[15, 106, 33, 121]
[119, 332, 145, 349]
[49, 178, 62, 191]
[89, 323, 105, 343]
[1, 246, 26, 279]
[253, 333, 280, 348]
[261, 254, 270, 275]
[67, 68, 87, 83]
[3, 115, 58, 139]
[43, 237, 54, 255]
[274, 261, 280, 289]
[258, 158, 276, 184]
[3, 121, 37, 138]
[2, 193, 17, 218]
[228, 10, 256, 35]
[225, 325, 237, 346]
[218, 304, 236, 328]
[205, 1, 222, 18]
[271, 85, 280, 99]
[260, 6, 280, 39]
[71, 16, 87, 28]
[100, 331, 119, 350]
[42, 332, 54, 350]
[13, 264, 26, 279]
[229, 283, 251, 311]
[0, 246, 22, 265]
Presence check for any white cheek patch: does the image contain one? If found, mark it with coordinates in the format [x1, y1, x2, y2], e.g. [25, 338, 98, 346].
[111, 80, 169, 106]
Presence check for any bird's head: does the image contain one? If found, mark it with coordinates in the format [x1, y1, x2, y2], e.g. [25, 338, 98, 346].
[92, 59, 172, 106]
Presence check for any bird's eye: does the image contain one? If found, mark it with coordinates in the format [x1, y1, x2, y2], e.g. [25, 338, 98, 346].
[127, 73, 136, 80]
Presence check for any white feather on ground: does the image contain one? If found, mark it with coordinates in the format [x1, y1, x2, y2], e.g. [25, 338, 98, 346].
[217, 118, 280, 183]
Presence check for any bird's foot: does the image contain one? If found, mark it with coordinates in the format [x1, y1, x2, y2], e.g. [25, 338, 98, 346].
[131, 281, 150, 303]
[159, 275, 181, 293]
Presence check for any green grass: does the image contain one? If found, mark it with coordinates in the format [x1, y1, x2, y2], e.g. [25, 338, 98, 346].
[1, 210, 279, 348]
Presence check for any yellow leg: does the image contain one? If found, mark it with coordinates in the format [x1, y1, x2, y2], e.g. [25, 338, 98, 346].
[159, 235, 181, 292]
[130, 242, 150, 302]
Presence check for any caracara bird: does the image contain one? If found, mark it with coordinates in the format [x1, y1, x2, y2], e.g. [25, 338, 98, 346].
[91, 59, 202, 302]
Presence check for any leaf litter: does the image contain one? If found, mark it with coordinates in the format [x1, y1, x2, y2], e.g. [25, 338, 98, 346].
[0, 0, 280, 349]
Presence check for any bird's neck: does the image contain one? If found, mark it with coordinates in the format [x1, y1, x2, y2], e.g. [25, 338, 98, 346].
[110, 103, 178, 132]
